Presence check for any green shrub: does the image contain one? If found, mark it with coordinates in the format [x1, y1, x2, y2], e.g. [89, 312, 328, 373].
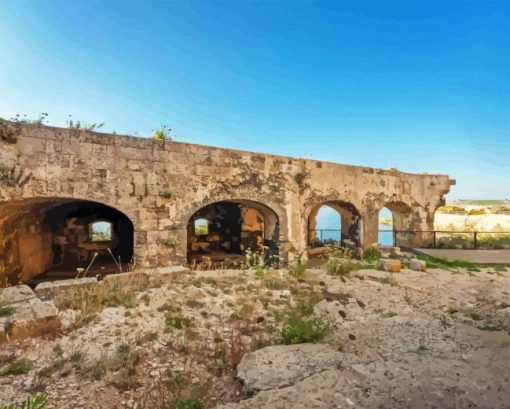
[278, 313, 327, 344]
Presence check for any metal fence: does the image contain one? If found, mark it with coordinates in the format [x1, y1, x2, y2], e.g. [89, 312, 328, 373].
[309, 229, 510, 250]
[394, 230, 510, 250]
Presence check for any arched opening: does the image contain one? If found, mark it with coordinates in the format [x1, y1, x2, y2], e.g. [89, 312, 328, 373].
[308, 201, 361, 248]
[187, 200, 279, 268]
[378, 201, 413, 247]
[0, 198, 134, 287]
[378, 207, 394, 246]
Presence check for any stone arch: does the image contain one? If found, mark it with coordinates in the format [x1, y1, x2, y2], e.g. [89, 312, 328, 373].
[185, 199, 280, 268]
[378, 200, 414, 246]
[307, 200, 362, 247]
[0, 197, 134, 286]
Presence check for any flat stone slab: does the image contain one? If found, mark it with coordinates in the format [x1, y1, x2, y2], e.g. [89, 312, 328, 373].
[236, 343, 343, 391]
[0, 285, 36, 306]
[35, 277, 97, 298]
[216, 369, 366, 409]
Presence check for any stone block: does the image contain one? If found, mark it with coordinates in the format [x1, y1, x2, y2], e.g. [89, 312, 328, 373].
[35, 277, 97, 299]
[377, 259, 401, 273]
[0, 285, 36, 306]
[409, 259, 426, 271]
[0, 298, 61, 342]
[102, 271, 149, 291]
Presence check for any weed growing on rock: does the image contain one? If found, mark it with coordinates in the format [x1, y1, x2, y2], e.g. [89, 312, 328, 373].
[288, 261, 307, 279]
[165, 313, 193, 329]
[139, 371, 205, 409]
[276, 293, 328, 344]
[0, 358, 31, 377]
[277, 313, 328, 344]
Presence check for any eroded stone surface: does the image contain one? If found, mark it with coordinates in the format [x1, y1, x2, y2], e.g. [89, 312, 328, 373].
[0, 285, 35, 306]
[236, 343, 343, 390]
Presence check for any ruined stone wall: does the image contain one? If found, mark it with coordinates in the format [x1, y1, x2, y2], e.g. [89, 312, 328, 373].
[0, 120, 454, 281]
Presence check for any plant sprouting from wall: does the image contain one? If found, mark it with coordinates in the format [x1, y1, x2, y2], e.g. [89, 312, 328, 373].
[8, 113, 49, 126]
[152, 125, 173, 141]
[66, 115, 105, 132]
[164, 232, 177, 246]
[294, 171, 306, 188]
[159, 185, 173, 198]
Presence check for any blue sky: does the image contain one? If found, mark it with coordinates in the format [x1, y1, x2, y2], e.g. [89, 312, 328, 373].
[1, 1, 509, 199]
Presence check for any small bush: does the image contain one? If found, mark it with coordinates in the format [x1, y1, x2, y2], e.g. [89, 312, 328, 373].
[278, 313, 327, 344]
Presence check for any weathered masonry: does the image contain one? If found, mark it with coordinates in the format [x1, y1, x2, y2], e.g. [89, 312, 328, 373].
[0, 121, 454, 285]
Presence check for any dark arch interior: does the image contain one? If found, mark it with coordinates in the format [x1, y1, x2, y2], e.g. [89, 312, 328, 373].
[0, 198, 134, 286]
[187, 200, 279, 268]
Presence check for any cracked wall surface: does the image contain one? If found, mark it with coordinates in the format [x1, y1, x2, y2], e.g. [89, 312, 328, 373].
[0, 120, 454, 283]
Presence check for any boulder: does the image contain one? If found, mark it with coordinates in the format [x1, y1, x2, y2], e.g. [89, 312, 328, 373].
[409, 259, 426, 272]
[236, 343, 344, 391]
[0, 285, 36, 306]
[377, 259, 401, 273]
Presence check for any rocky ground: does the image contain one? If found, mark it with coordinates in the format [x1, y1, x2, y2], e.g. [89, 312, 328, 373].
[1, 253, 510, 409]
